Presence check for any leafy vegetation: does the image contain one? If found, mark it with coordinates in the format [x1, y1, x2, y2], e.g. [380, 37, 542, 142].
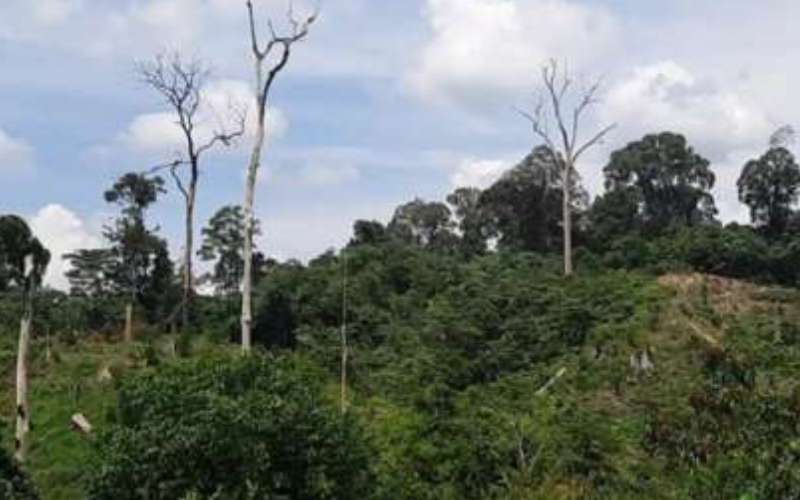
[5, 121, 800, 499]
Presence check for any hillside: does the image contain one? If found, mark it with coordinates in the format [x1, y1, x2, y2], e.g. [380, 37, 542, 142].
[4, 259, 800, 499]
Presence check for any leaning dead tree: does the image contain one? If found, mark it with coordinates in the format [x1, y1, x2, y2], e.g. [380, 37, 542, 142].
[139, 53, 244, 331]
[241, 0, 318, 352]
[520, 60, 616, 276]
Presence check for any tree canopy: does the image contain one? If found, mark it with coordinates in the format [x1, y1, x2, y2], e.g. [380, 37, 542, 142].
[0, 215, 50, 292]
[603, 132, 717, 234]
[738, 146, 800, 236]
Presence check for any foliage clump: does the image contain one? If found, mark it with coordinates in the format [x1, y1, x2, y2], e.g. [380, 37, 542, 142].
[0, 449, 39, 499]
[84, 354, 373, 500]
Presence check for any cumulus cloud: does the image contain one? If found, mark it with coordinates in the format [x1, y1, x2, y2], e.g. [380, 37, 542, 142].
[711, 149, 757, 224]
[0, 129, 34, 173]
[120, 112, 187, 153]
[119, 78, 287, 154]
[32, 0, 83, 25]
[0, 0, 299, 58]
[28, 204, 102, 291]
[602, 61, 773, 161]
[259, 201, 397, 262]
[409, 0, 618, 109]
[449, 158, 508, 189]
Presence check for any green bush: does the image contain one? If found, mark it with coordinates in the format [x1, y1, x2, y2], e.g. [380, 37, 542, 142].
[0, 450, 39, 499]
[84, 354, 373, 500]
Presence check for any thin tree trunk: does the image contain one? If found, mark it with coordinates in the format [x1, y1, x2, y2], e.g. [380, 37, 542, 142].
[182, 179, 197, 331]
[563, 161, 573, 276]
[241, 100, 266, 353]
[340, 252, 348, 414]
[124, 302, 134, 342]
[15, 316, 31, 462]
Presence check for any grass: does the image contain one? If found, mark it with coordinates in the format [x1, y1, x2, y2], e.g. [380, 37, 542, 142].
[0, 333, 234, 500]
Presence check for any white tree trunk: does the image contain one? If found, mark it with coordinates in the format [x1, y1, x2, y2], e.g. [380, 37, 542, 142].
[563, 161, 573, 276]
[241, 105, 266, 353]
[15, 317, 31, 462]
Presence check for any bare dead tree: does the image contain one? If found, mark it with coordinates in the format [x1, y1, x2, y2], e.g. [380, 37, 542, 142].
[519, 60, 616, 276]
[241, 0, 318, 352]
[139, 53, 245, 331]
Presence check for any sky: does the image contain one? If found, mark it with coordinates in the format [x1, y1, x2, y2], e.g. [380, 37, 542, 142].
[1, 0, 799, 289]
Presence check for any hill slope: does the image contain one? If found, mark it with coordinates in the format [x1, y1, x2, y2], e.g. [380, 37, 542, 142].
[4, 266, 800, 499]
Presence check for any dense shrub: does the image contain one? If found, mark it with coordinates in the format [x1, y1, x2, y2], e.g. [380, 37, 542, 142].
[646, 347, 800, 499]
[0, 450, 39, 499]
[85, 354, 373, 500]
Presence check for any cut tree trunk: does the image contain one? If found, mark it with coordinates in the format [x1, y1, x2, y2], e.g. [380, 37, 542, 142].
[15, 317, 31, 462]
[124, 302, 133, 343]
[70, 413, 93, 435]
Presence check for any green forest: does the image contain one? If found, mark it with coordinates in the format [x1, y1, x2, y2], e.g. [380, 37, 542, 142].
[3, 2, 800, 500]
[4, 125, 800, 498]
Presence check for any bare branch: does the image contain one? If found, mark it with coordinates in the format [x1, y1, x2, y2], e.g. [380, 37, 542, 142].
[246, 0, 264, 59]
[521, 60, 614, 163]
[516, 105, 556, 153]
[542, 60, 573, 156]
[195, 110, 247, 157]
[574, 123, 617, 161]
[169, 163, 190, 202]
[145, 158, 186, 175]
[571, 79, 602, 149]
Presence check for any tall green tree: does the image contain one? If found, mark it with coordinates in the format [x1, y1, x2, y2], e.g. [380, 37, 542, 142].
[446, 187, 493, 257]
[388, 199, 458, 251]
[349, 220, 389, 247]
[198, 205, 263, 296]
[603, 131, 717, 233]
[480, 146, 587, 253]
[102, 173, 171, 340]
[587, 187, 642, 247]
[63, 249, 116, 298]
[0, 215, 50, 292]
[738, 147, 800, 237]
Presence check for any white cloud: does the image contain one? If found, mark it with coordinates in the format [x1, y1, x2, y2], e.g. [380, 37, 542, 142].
[0, 1, 82, 38]
[711, 149, 755, 224]
[120, 112, 187, 153]
[449, 158, 507, 189]
[28, 204, 102, 291]
[602, 61, 773, 161]
[32, 0, 83, 25]
[0, 129, 34, 173]
[259, 201, 397, 262]
[119, 78, 288, 155]
[409, 0, 618, 109]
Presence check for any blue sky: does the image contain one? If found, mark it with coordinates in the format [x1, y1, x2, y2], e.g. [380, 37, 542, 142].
[1, 0, 799, 288]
